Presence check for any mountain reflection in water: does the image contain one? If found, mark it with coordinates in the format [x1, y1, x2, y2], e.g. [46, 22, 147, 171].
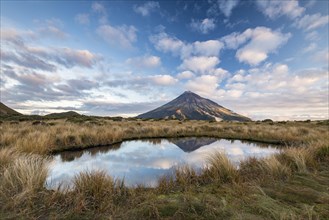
[47, 137, 279, 189]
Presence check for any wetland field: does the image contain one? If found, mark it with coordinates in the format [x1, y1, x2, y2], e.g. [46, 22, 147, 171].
[0, 118, 328, 219]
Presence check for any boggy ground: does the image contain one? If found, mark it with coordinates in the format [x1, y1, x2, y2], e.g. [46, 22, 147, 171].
[0, 118, 328, 219]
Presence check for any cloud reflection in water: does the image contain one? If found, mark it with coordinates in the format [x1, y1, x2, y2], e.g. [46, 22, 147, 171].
[46, 138, 279, 188]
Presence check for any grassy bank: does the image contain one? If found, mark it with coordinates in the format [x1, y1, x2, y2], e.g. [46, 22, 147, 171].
[0, 119, 327, 154]
[0, 119, 328, 219]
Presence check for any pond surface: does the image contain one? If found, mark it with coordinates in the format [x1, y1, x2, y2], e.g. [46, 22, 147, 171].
[46, 137, 279, 188]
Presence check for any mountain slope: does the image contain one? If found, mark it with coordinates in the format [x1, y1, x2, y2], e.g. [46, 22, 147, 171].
[0, 102, 22, 116]
[137, 91, 251, 122]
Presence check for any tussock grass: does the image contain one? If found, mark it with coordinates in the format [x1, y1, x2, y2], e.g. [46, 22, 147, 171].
[278, 147, 313, 173]
[73, 171, 117, 212]
[157, 165, 200, 193]
[0, 154, 49, 213]
[203, 151, 238, 184]
[260, 156, 291, 180]
[0, 155, 48, 195]
[0, 148, 18, 171]
[73, 171, 130, 212]
[157, 153, 238, 192]
[239, 155, 292, 183]
[0, 119, 328, 219]
[313, 144, 329, 162]
[174, 165, 199, 188]
[1, 120, 327, 155]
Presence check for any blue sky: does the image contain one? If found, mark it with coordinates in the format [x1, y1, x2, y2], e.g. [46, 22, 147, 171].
[1, 0, 328, 120]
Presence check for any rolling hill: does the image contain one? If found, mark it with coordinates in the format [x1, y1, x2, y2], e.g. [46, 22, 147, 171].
[0, 102, 22, 116]
[44, 111, 81, 118]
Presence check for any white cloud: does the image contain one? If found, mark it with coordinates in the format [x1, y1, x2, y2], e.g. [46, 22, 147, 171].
[256, 0, 305, 19]
[24, 18, 69, 40]
[1, 29, 102, 70]
[273, 64, 289, 75]
[150, 32, 224, 78]
[97, 24, 137, 48]
[179, 56, 220, 74]
[193, 40, 223, 56]
[223, 27, 291, 66]
[186, 75, 219, 95]
[150, 32, 184, 56]
[218, 0, 239, 17]
[151, 75, 177, 85]
[177, 71, 194, 79]
[150, 32, 223, 58]
[75, 13, 90, 25]
[133, 1, 160, 16]
[92, 2, 106, 14]
[236, 50, 268, 66]
[92, 2, 107, 23]
[229, 70, 245, 83]
[38, 26, 68, 39]
[226, 82, 245, 90]
[226, 89, 243, 98]
[190, 18, 216, 34]
[227, 63, 326, 94]
[305, 31, 320, 41]
[302, 42, 317, 53]
[221, 29, 253, 49]
[312, 49, 329, 65]
[126, 55, 161, 68]
[295, 13, 329, 31]
[59, 48, 101, 68]
[305, 0, 316, 8]
[212, 68, 229, 78]
[183, 63, 328, 120]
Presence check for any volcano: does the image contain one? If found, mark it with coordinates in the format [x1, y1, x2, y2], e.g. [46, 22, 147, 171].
[137, 91, 251, 122]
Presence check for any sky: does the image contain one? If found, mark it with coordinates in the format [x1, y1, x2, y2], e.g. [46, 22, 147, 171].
[1, 0, 328, 120]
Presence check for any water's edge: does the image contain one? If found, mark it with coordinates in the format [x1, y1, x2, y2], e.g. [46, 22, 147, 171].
[47, 138, 280, 189]
[51, 135, 283, 154]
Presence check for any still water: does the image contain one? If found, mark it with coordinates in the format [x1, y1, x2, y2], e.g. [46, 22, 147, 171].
[46, 137, 279, 188]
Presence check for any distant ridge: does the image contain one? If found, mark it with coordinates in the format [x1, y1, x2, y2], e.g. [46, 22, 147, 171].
[0, 102, 22, 116]
[137, 91, 251, 122]
[45, 111, 80, 118]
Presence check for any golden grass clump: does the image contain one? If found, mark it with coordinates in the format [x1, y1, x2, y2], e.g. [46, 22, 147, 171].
[72, 170, 129, 212]
[259, 156, 291, 180]
[313, 144, 329, 162]
[174, 165, 199, 188]
[0, 154, 49, 208]
[238, 157, 265, 182]
[157, 165, 200, 193]
[0, 148, 19, 171]
[278, 147, 314, 173]
[203, 151, 238, 183]
[14, 131, 53, 154]
[157, 175, 175, 193]
[73, 170, 114, 198]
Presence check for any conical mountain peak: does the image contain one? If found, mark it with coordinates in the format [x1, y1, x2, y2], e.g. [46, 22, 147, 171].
[138, 91, 251, 122]
[183, 90, 194, 94]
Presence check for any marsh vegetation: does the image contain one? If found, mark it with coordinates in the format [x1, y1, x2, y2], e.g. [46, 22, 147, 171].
[0, 118, 328, 219]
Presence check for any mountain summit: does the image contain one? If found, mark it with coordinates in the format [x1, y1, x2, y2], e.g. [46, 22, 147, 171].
[137, 91, 251, 122]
